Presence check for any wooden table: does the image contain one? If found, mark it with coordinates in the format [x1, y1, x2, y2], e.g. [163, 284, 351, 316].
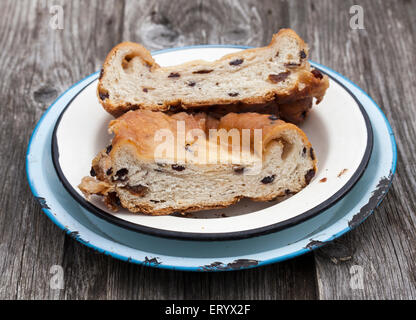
[1, 0, 415, 300]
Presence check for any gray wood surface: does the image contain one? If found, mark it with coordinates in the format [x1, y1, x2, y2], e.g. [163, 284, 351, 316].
[0, 0, 414, 300]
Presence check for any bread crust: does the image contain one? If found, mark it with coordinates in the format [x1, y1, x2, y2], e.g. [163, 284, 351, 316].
[97, 29, 329, 117]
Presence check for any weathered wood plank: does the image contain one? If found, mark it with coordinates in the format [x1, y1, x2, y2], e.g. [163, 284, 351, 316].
[0, 0, 66, 300]
[0, 0, 125, 299]
[122, 0, 301, 49]
[308, 0, 416, 299]
[93, 244, 316, 300]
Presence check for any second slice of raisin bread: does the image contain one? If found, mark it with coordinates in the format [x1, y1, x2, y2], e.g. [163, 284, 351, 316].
[98, 29, 329, 117]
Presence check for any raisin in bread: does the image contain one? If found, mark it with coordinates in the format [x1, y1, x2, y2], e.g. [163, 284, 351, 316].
[79, 110, 317, 215]
[97, 29, 329, 118]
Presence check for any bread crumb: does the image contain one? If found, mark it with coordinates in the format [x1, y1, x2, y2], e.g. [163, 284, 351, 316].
[337, 169, 348, 177]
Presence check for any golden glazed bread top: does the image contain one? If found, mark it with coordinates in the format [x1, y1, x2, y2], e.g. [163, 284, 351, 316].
[107, 109, 316, 168]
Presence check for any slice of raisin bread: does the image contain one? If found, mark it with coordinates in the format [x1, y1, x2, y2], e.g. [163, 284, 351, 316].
[79, 110, 317, 215]
[97, 29, 329, 117]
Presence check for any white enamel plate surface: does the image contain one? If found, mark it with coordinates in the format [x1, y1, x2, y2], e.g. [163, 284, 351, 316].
[52, 47, 372, 240]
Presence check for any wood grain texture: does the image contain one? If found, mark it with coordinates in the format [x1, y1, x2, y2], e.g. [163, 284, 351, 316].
[310, 0, 416, 300]
[0, 0, 125, 300]
[0, 0, 65, 300]
[0, 0, 415, 300]
[104, 250, 317, 300]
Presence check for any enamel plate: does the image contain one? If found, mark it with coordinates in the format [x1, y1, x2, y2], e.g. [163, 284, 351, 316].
[50, 47, 373, 241]
[27, 46, 396, 270]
